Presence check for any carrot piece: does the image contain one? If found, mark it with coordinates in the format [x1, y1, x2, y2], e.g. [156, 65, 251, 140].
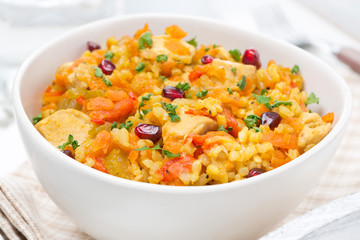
[322, 112, 334, 124]
[76, 96, 85, 106]
[160, 61, 178, 77]
[134, 23, 150, 39]
[128, 150, 139, 164]
[92, 130, 111, 154]
[93, 157, 108, 173]
[90, 97, 134, 122]
[105, 90, 128, 102]
[157, 155, 195, 184]
[165, 25, 187, 39]
[185, 108, 212, 117]
[187, 131, 229, 147]
[262, 131, 298, 150]
[87, 97, 114, 111]
[222, 109, 242, 138]
[281, 117, 304, 133]
[271, 150, 290, 168]
[91, 119, 105, 125]
[188, 70, 204, 82]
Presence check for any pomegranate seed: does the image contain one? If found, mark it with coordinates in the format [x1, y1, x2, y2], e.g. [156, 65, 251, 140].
[99, 59, 116, 75]
[261, 112, 281, 130]
[201, 55, 213, 64]
[135, 124, 162, 143]
[87, 41, 101, 52]
[162, 86, 185, 100]
[242, 49, 261, 69]
[246, 168, 265, 178]
[61, 150, 74, 159]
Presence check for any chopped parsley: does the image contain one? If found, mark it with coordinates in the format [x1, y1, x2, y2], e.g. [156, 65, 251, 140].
[305, 92, 319, 106]
[119, 121, 133, 130]
[260, 89, 268, 95]
[196, 89, 208, 99]
[213, 44, 217, 49]
[187, 37, 198, 48]
[244, 114, 261, 129]
[104, 51, 114, 60]
[32, 113, 42, 125]
[291, 65, 300, 74]
[138, 32, 153, 50]
[229, 49, 241, 61]
[138, 93, 153, 119]
[205, 47, 210, 52]
[136, 62, 145, 73]
[58, 134, 80, 150]
[175, 82, 191, 91]
[218, 125, 228, 133]
[161, 102, 180, 122]
[93, 66, 113, 87]
[253, 93, 271, 109]
[237, 75, 247, 91]
[110, 122, 118, 130]
[134, 144, 180, 158]
[231, 67, 236, 74]
[160, 76, 167, 82]
[271, 100, 292, 108]
[253, 127, 263, 133]
[227, 88, 233, 95]
[156, 54, 168, 63]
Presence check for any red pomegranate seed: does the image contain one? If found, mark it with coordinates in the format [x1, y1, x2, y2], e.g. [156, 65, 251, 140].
[61, 150, 74, 159]
[261, 112, 281, 130]
[242, 49, 261, 69]
[162, 86, 185, 100]
[246, 168, 265, 178]
[99, 59, 116, 75]
[135, 124, 162, 143]
[201, 55, 213, 64]
[87, 41, 101, 52]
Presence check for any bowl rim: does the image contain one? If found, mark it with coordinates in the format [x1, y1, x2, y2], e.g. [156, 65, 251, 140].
[12, 13, 352, 194]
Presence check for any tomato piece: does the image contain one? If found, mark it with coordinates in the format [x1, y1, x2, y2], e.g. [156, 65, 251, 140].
[76, 96, 85, 106]
[188, 70, 204, 82]
[222, 109, 241, 138]
[158, 155, 195, 183]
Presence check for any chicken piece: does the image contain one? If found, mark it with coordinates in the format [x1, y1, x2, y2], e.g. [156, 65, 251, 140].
[210, 59, 257, 92]
[35, 109, 92, 148]
[162, 114, 217, 141]
[298, 112, 332, 151]
[69, 62, 90, 89]
[140, 35, 196, 64]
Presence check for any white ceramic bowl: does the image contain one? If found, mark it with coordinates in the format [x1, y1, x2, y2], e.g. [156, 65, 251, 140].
[13, 14, 352, 240]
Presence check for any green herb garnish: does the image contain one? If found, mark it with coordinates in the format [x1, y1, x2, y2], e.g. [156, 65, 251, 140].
[253, 127, 263, 133]
[134, 144, 180, 158]
[32, 113, 42, 125]
[110, 122, 118, 130]
[175, 82, 191, 91]
[271, 100, 292, 108]
[244, 114, 261, 129]
[187, 37, 198, 48]
[161, 102, 180, 122]
[136, 62, 145, 73]
[227, 88, 233, 95]
[237, 75, 247, 91]
[218, 125, 228, 133]
[160, 76, 167, 82]
[231, 67, 236, 74]
[138, 32, 153, 50]
[138, 93, 153, 119]
[196, 89, 208, 99]
[229, 49, 241, 61]
[58, 134, 79, 150]
[213, 44, 217, 49]
[119, 120, 133, 131]
[305, 92, 319, 106]
[104, 51, 114, 60]
[93, 66, 113, 87]
[205, 47, 210, 52]
[253, 93, 271, 109]
[156, 54, 168, 63]
[291, 65, 300, 74]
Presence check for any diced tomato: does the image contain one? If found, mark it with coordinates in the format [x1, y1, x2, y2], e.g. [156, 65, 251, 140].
[290, 81, 297, 88]
[128, 91, 137, 101]
[91, 119, 106, 125]
[76, 96, 85, 106]
[222, 109, 242, 137]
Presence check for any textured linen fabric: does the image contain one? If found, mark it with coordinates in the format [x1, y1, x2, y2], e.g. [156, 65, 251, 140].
[0, 68, 359, 239]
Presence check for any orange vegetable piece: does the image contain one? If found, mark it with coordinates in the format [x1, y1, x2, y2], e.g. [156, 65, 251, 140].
[262, 131, 298, 150]
[185, 108, 212, 118]
[281, 117, 304, 133]
[90, 97, 134, 122]
[92, 130, 111, 155]
[76, 96, 85, 106]
[164, 39, 190, 55]
[160, 61, 178, 77]
[187, 131, 229, 147]
[165, 25, 187, 39]
[188, 70, 204, 82]
[105, 90, 128, 102]
[223, 109, 242, 138]
[158, 155, 195, 184]
[93, 157, 108, 173]
[134, 23, 150, 39]
[128, 150, 140, 164]
[271, 150, 291, 168]
[87, 97, 114, 111]
[322, 112, 334, 124]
